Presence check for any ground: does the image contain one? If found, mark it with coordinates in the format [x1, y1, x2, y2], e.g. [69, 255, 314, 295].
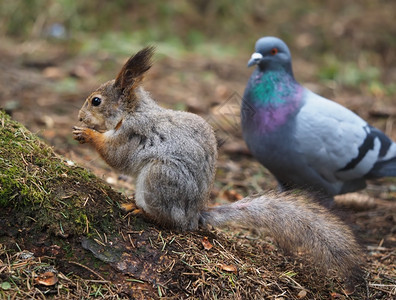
[0, 35, 395, 299]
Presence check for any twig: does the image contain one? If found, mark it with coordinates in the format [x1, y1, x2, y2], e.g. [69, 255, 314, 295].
[368, 283, 396, 295]
[68, 261, 108, 282]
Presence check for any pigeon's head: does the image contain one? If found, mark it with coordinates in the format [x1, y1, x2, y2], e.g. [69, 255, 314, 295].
[248, 37, 293, 75]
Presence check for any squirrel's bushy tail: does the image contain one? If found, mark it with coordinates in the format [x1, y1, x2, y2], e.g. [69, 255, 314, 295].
[200, 193, 362, 280]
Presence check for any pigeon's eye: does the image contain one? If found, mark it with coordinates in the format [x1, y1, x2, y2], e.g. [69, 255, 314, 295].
[91, 97, 102, 106]
[270, 48, 278, 55]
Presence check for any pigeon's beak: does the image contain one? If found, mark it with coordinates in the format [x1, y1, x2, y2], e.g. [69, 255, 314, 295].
[247, 52, 263, 67]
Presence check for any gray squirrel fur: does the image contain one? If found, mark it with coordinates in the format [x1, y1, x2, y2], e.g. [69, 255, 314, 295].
[73, 46, 362, 280]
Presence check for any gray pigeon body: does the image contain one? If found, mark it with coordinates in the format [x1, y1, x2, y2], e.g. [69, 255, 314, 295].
[242, 36, 396, 200]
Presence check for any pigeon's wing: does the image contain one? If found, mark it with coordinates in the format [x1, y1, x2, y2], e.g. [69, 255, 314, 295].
[295, 89, 396, 182]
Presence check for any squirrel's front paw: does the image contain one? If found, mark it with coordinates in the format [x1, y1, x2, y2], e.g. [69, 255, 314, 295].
[73, 126, 93, 144]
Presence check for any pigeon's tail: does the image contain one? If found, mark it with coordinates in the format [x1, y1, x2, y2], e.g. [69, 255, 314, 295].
[367, 156, 396, 178]
[200, 193, 362, 281]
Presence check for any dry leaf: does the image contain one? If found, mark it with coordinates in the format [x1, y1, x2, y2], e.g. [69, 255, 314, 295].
[34, 271, 58, 286]
[202, 237, 213, 250]
[297, 289, 307, 298]
[121, 202, 137, 212]
[223, 189, 243, 201]
[330, 292, 344, 299]
[218, 263, 237, 273]
[132, 209, 142, 215]
[342, 284, 356, 295]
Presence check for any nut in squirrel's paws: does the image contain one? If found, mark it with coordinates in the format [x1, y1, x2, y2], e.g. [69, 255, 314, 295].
[73, 126, 91, 144]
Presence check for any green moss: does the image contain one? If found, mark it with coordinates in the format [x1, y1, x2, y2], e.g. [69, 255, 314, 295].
[0, 110, 126, 237]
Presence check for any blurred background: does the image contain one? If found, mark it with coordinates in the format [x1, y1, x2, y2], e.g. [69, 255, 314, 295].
[0, 0, 395, 194]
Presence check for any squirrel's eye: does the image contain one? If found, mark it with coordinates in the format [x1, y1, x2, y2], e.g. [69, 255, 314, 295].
[91, 97, 101, 106]
[270, 48, 278, 55]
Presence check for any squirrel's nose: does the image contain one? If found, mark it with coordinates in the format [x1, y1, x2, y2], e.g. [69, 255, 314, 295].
[79, 117, 83, 122]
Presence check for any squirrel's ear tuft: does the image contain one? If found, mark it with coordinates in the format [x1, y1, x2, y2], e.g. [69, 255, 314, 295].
[115, 46, 155, 91]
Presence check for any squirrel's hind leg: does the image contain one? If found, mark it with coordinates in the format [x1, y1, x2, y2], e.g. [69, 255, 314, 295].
[134, 162, 202, 231]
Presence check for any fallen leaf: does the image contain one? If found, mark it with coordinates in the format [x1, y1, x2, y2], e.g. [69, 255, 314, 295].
[342, 283, 356, 295]
[223, 189, 243, 201]
[132, 209, 142, 215]
[202, 237, 213, 250]
[121, 202, 137, 212]
[297, 289, 307, 298]
[330, 292, 344, 299]
[1, 282, 11, 290]
[218, 263, 237, 273]
[35, 271, 58, 286]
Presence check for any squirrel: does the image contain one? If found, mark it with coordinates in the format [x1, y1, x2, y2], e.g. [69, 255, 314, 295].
[73, 46, 362, 281]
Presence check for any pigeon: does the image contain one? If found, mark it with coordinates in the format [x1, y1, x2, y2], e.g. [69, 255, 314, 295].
[242, 36, 396, 203]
